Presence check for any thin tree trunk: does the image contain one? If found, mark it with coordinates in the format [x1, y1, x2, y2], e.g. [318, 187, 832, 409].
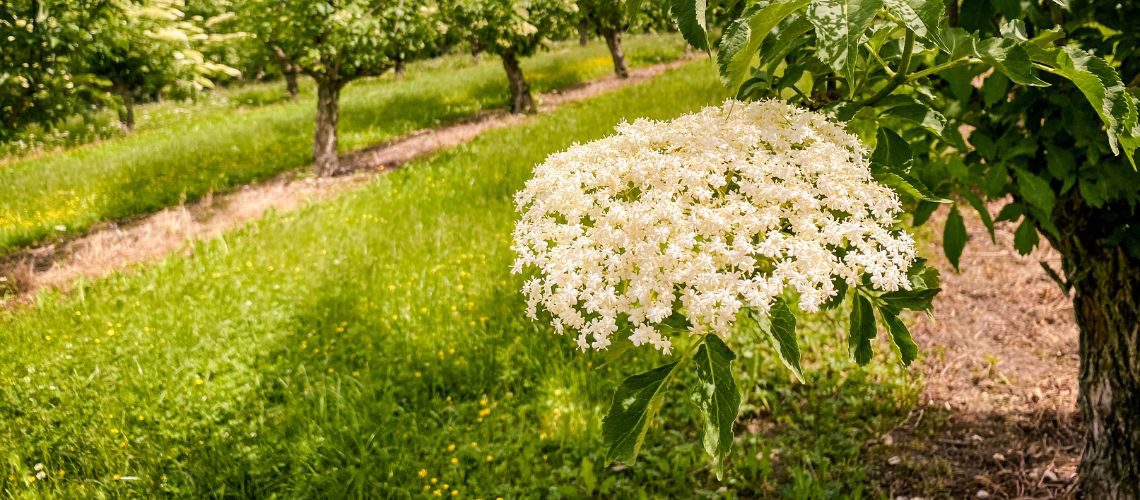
[394, 54, 406, 79]
[285, 70, 299, 99]
[1051, 191, 1140, 498]
[313, 80, 341, 176]
[603, 29, 629, 78]
[500, 51, 534, 114]
[115, 83, 135, 131]
[578, 19, 589, 46]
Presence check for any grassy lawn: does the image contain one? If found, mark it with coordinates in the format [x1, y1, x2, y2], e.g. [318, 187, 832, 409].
[0, 61, 919, 498]
[0, 35, 684, 257]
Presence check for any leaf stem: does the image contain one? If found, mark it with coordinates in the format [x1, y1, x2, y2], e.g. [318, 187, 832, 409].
[904, 56, 981, 83]
[858, 29, 915, 107]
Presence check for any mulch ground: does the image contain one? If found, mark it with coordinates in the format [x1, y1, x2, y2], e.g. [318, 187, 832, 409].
[870, 204, 1082, 499]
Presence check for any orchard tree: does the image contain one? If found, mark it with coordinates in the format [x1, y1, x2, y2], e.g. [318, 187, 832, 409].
[576, 0, 631, 77]
[86, 0, 238, 130]
[449, 0, 578, 113]
[655, 0, 1140, 495]
[239, 0, 442, 176]
[1, 0, 109, 138]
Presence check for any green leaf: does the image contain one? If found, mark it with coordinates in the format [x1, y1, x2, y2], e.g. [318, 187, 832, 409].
[822, 278, 849, 310]
[976, 37, 1048, 87]
[718, 0, 810, 95]
[754, 298, 804, 382]
[603, 362, 679, 464]
[871, 127, 912, 168]
[880, 287, 940, 312]
[960, 190, 994, 242]
[1029, 45, 1140, 162]
[692, 334, 741, 479]
[995, 202, 1024, 222]
[672, 0, 709, 52]
[981, 71, 1009, 107]
[943, 205, 968, 271]
[808, 0, 883, 84]
[1045, 142, 1075, 181]
[871, 168, 950, 203]
[884, 104, 946, 136]
[882, 0, 948, 52]
[878, 306, 919, 366]
[1013, 167, 1056, 214]
[1013, 217, 1040, 255]
[848, 295, 876, 365]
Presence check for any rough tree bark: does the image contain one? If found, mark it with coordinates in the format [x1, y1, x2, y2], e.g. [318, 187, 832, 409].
[500, 51, 534, 114]
[1051, 190, 1140, 499]
[603, 29, 629, 78]
[313, 79, 342, 176]
[114, 83, 135, 131]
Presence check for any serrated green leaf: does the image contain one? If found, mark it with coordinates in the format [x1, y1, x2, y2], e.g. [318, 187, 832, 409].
[692, 335, 741, 479]
[672, 0, 709, 51]
[808, 0, 883, 84]
[718, 0, 810, 95]
[960, 190, 994, 242]
[848, 295, 876, 365]
[1029, 45, 1140, 160]
[881, 0, 945, 50]
[943, 205, 968, 271]
[878, 306, 919, 366]
[1013, 167, 1055, 214]
[976, 37, 1048, 87]
[1013, 217, 1040, 255]
[603, 362, 679, 464]
[1045, 142, 1075, 181]
[755, 298, 804, 382]
[880, 287, 940, 312]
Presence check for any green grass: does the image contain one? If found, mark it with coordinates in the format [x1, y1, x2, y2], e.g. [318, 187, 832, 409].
[0, 35, 685, 257]
[0, 61, 919, 498]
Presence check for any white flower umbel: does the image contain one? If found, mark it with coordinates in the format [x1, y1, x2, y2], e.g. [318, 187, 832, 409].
[512, 100, 917, 354]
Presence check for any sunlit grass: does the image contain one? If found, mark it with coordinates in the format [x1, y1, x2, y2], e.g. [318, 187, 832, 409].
[0, 35, 686, 257]
[0, 61, 919, 498]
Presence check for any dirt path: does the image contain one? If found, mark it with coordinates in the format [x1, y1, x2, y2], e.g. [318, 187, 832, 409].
[872, 205, 1082, 499]
[0, 59, 691, 301]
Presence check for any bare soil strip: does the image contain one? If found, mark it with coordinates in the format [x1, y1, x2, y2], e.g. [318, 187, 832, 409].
[0, 59, 690, 301]
[872, 205, 1081, 499]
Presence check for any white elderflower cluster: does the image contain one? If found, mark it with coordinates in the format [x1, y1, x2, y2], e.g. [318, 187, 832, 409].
[512, 100, 917, 354]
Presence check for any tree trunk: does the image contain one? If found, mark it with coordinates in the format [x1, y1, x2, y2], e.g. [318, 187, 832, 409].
[394, 54, 406, 79]
[500, 52, 534, 114]
[578, 19, 589, 46]
[313, 80, 341, 177]
[603, 29, 629, 78]
[285, 70, 299, 100]
[1051, 191, 1140, 498]
[115, 84, 135, 131]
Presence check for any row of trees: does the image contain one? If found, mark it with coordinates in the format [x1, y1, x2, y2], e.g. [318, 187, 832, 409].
[3, 0, 675, 176]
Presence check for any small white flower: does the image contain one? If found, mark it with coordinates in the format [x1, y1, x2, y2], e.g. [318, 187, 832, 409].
[512, 100, 916, 353]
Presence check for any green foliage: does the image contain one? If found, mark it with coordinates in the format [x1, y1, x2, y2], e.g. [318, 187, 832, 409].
[602, 362, 679, 464]
[238, 0, 439, 85]
[447, 0, 577, 58]
[0, 36, 686, 256]
[691, 335, 740, 479]
[1, 0, 232, 135]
